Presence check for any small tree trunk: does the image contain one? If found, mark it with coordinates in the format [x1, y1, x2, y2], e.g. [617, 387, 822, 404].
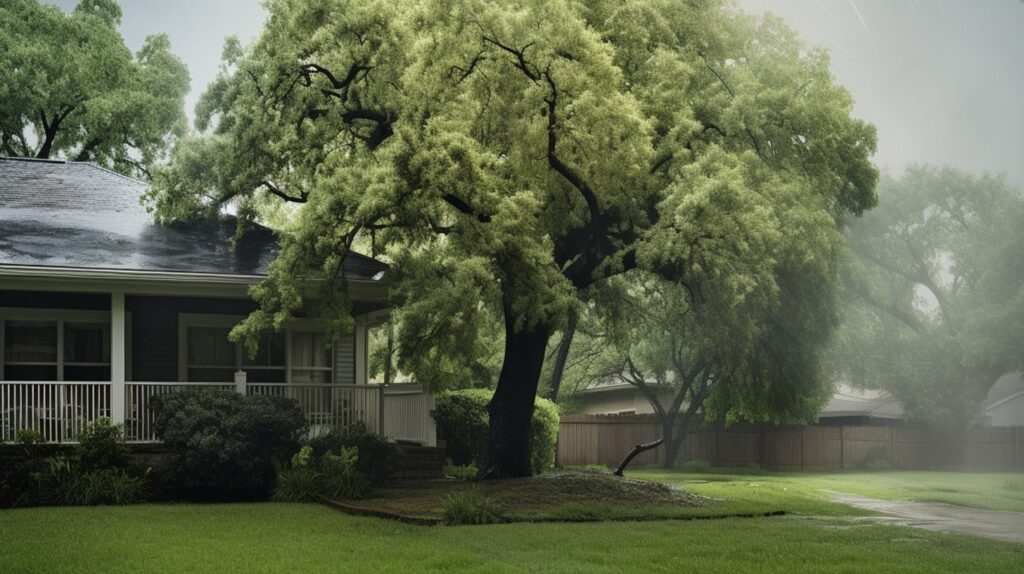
[546, 309, 577, 401]
[661, 416, 681, 469]
[481, 310, 552, 479]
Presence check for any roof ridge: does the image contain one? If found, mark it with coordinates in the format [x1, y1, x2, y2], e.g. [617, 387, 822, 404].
[0, 156, 66, 165]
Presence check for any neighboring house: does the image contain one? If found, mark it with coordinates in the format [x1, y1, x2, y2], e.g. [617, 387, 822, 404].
[577, 380, 905, 425]
[576, 379, 674, 415]
[0, 157, 435, 445]
[815, 384, 904, 426]
[984, 372, 1024, 426]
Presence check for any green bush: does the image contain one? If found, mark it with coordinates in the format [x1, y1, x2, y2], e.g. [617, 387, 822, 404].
[441, 488, 506, 525]
[431, 390, 559, 475]
[77, 417, 130, 471]
[307, 423, 399, 483]
[442, 460, 478, 480]
[151, 389, 307, 501]
[273, 445, 371, 502]
[861, 447, 893, 471]
[675, 459, 711, 473]
[55, 468, 149, 506]
[319, 446, 372, 500]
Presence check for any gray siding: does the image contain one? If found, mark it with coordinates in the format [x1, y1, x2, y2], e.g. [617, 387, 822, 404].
[334, 334, 355, 384]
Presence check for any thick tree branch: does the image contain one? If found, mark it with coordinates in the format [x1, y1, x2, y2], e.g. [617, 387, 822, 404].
[442, 193, 491, 223]
[261, 180, 308, 203]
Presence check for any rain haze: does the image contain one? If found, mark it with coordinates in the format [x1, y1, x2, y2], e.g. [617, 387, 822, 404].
[3, 1, 1023, 567]
[46, 0, 1024, 188]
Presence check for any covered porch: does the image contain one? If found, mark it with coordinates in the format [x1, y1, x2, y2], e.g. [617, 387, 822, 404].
[0, 279, 435, 446]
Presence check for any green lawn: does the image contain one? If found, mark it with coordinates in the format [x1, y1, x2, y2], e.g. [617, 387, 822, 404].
[1, 503, 1022, 573]
[631, 469, 1024, 513]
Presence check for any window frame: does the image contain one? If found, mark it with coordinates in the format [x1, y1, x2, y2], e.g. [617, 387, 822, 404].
[177, 313, 334, 384]
[0, 307, 128, 382]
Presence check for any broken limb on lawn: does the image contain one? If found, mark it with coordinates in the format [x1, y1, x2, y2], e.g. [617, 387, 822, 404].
[613, 439, 664, 477]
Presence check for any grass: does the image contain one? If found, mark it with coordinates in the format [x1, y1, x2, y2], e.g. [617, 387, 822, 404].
[629, 468, 1024, 513]
[1, 503, 1022, 573]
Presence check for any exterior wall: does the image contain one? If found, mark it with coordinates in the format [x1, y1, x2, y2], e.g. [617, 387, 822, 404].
[126, 295, 256, 381]
[988, 394, 1024, 426]
[0, 290, 109, 310]
[334, 333, 356, 384]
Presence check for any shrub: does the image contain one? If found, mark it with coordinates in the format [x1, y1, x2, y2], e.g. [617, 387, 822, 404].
[319, 446, 372, 500]
[441, 488, 506, 525]
[273, 445, 371, 502]
[443, 460, 478, 480]
[151, 389, 307, 501]
[55, 468, 149, 506]
[431, 390, 559, 474]
[77, 417, 130, 471]
[307, 423, 399, 483]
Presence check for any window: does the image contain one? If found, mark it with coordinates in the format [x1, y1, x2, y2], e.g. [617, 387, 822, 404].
[4, 320, 58, 380]
[63, 322, 111, 381]
[290, 332, 332, 384]
[1, 315, 112, 382]
[179, 315, 331, 384]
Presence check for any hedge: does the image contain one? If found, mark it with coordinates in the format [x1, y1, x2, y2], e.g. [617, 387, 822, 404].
[431, 389, 559, 475]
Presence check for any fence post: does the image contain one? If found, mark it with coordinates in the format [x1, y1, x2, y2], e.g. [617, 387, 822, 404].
[840, 426, 845, 470]
[234, 370, 247, 395]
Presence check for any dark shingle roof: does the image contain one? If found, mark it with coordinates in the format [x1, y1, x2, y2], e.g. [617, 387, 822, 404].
[0, 157, 387, 279]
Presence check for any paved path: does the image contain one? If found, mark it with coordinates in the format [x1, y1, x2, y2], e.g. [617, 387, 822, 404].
[828, 491, 1024, 543]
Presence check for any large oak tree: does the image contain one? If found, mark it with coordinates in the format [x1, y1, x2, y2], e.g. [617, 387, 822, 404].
[0, 0, 189, 176]
[150, 0, 876, 477]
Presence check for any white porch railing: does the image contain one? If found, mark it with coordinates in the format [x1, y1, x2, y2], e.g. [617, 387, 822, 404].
[0, 381, 112, 443]
[382, 384, 437, 447]
[2, 380, 436, 446]
[247, 383, 384, 437]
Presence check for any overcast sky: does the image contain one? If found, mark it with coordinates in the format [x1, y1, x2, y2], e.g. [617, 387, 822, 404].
[50, 0, 1024, 188]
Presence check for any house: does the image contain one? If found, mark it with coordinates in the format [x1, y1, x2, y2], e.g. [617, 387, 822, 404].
[577, 380, 905, 425]
[0, 156, 435, 445]
[984, 372, 1024, 426]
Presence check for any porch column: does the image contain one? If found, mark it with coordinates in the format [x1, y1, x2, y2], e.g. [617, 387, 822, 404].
[354, 319, 368, 386]
[111, 292, 126, 424]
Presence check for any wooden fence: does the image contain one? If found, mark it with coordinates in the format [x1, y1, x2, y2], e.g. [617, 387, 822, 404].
[558, 414, 1024, 471]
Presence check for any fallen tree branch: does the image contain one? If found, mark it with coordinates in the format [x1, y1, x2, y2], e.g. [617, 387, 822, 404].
[612, 439, 664, 477]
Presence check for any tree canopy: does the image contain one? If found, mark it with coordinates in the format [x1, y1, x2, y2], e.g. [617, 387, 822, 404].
[150, 0, 877, 477]
[834, 166, 1024, 427]
[0, 0, 190, 176]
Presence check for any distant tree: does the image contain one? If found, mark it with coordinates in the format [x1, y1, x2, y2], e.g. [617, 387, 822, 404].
[834, 167, 1024, 427]
[0, 0, 189, 176]
[149, 0, 876, 477]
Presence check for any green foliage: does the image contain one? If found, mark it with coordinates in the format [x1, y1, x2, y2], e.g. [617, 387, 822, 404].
[306, 423, 399, 483]
[442, 460, 478, 480]
[834, 166, 1024, 426]
[14, 428, 42, 446]
[273, 445, 372, 502]
[676, 459, 712, 473]
[860, 448, 892, 472]
[440, 488, 506, 525]
[432, 390, 559, 474]
[151, 389, 307, 501]
[76, 417, 130, 472]
[318, 447, 372, 500]
[150, 0, 876, 474]
[0, 0, 190, 176]
[55, 468, 149, 506]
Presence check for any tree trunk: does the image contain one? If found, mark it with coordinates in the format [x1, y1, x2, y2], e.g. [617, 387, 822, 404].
[481, 310, 552, 479]
[546, 309, 577, 401]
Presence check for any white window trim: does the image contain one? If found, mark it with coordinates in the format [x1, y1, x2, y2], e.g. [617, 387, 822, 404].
[177, 313, 334, 384]
[0, 307, 130, 382]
